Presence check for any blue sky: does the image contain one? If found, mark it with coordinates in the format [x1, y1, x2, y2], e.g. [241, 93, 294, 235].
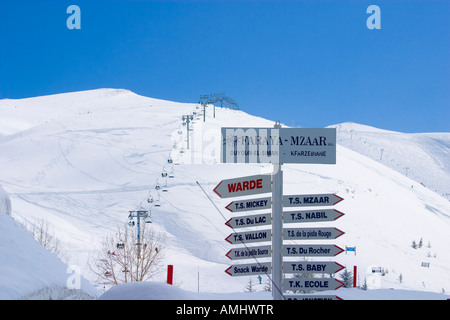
[0, 0, 449, 132]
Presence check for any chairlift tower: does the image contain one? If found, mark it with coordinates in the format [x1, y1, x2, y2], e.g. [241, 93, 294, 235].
[128, 210, 150, 247]
[199, 95, 209, 122]
[182, 114, 194, 149]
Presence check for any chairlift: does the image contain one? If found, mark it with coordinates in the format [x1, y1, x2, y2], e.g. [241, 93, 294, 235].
[147, 195, 154, 203]
[154, 199, 161, 207]
[155, 184, 161, 191]
[167, 157, 173, 164]
[168, 169, 175, 178]
[128, 220, 135, 227]
[162, 179, 168, 192]
[161, 171, 167, 178]
[116, 242, 125, 249]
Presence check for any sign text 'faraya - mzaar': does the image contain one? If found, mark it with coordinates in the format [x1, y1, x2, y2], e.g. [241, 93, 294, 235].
[221, 127, 336, 164]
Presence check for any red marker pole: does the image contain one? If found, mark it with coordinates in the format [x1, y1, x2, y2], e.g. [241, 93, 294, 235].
[353, 266, 357, 288]
[167, 265, 174, 285]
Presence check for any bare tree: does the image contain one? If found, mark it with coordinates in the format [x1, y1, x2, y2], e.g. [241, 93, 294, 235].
[91, 222, 166, 285]
[25, 218, 61, 256]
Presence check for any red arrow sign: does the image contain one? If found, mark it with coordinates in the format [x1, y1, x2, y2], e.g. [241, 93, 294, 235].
[214, 174, 271, 198]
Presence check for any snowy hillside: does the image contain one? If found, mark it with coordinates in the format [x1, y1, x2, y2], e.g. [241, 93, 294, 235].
[0, 195, 98, 299]
[0, 185, 11, 216]
[330, 122, 450, 200]
[0, 89, 449, 299]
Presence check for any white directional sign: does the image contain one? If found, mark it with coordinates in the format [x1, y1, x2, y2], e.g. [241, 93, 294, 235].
[283, 278, 345, 292]
[225, 262, 271, 277]
[225, 213, 271, 229]
[226, 245, 271, 260]
[225, 196, 271, 213]
[283, 209, 344, 223]
[283, 227, 345, 240]
[226, 229, 271, 245]
[214, 174, 271, 198]
[283, 194, 343, 207]
[283, 261, 345, 274]
[283, 244, 344, 257]
[221, 127, 336, 164]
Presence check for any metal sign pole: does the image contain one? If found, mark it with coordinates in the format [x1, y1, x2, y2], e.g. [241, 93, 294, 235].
[272, 121, 283, 300]
[271, 162, 283, 300]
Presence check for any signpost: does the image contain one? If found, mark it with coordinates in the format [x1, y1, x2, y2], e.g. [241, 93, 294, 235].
[225, 262, 271, 277]
[225, 197, 271, 213]
[226, 245, 271, 260]
[283, 209, 344, 223]
[214, 174, 271, 198]
[283, 244, 345, 257]
[283, 227, 345, 240]
[283, 278, 345, 292]
[217, 124, 345, 300]
[225, 229, 272, 245]
[283, 261, 345, 274]
[283, 194, 343, 207]
[225, 213, 271, 229]
[221, 127, 336, 164]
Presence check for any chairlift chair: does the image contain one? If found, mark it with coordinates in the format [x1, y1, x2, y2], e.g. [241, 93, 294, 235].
[116, 242, 125, 249]
[162, 178, 168, 192]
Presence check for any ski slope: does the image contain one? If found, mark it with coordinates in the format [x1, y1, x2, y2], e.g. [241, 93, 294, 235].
[330, 122, 450, 200]
[0, 89, 449, 299]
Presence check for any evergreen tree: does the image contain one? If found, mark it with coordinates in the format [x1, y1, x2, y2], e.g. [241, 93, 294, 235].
[361, 278, 368, 291]
[339, 267, 353, 288]
[245, 279, 255, 292]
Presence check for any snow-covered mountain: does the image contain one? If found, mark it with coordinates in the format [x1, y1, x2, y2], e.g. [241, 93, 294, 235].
[0, 89, 449, 299]
[330, 122, 450, 200]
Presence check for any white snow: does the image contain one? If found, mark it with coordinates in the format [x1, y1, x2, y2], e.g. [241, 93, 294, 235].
[98, 281, 449, 300]
[0, 185, 11, 216]
[0, 89, 449, 300]
[330, 122, 450, 200]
